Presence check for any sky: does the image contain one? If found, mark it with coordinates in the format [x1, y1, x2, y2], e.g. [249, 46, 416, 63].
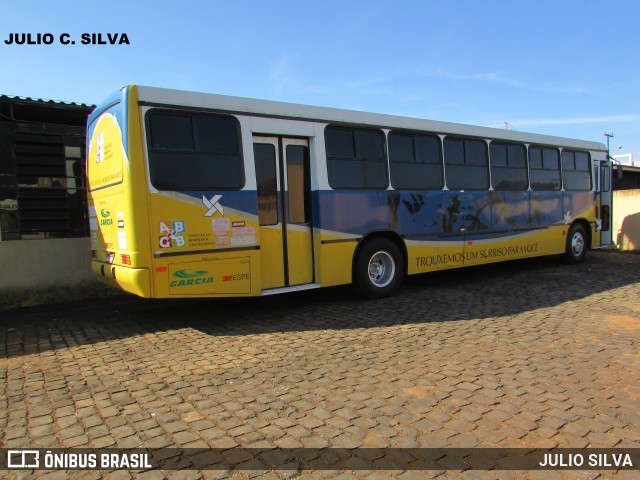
[1, 0, 639, 162]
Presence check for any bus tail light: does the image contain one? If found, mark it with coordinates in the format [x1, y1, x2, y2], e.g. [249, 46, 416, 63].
[91, 250, 97, 258]
[121, 254, 131, 265]
[105, 252, 115, 264]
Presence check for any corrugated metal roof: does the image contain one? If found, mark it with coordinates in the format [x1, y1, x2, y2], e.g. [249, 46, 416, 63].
[0, 94, 95, 109]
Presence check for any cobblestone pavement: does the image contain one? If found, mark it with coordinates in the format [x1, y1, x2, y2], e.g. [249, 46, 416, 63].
[1, 251, 639, 479]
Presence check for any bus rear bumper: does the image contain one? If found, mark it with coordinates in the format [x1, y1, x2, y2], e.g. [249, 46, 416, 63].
[91, 261, 151, 298]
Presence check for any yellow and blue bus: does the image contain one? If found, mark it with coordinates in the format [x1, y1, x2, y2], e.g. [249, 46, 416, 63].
[86, 85, 612, 299]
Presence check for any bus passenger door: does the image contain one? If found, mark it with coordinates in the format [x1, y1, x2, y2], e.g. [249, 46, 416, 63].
[599, 160, 612, 246]
[253, 136, 314, 290]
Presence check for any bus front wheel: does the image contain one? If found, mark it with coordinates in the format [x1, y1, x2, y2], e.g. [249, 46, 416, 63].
[354, 238, 404, 298]
[563, 223, 587, 263]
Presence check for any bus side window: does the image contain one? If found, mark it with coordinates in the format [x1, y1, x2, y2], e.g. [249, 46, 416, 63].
[325, 126, 388, 189]
[489, 142, 528, 191]
[388, 131, 443, 190]
[529, 146, 561, 191]
[562, 150, 591, 191]
[443, 137, 489, 190]
[147, 111, 244, 191]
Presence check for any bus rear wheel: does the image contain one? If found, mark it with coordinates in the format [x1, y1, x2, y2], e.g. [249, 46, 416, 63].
[354, 238, 403, 299]
[563, 223, 587, 264]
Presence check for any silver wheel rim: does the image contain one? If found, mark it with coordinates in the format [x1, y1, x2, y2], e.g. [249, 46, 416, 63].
[368, 251, 396, 288]
[571, 231, 585, 257]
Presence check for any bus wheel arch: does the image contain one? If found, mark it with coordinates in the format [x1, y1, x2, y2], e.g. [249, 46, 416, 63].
[577, 218, 592, 249]
[352, 232, 406, 298]
[564, 220, 589, 263]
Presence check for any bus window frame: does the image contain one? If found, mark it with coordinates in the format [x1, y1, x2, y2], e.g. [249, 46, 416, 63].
[324, 124, 389, 190]
[144, 108, 246, 192]
[488, 141, 529, 191]
[388, 130, 444, 190]
[561, 149, 592, 191]
[528, 145, 562, 191]
[442, 135, 490, 191]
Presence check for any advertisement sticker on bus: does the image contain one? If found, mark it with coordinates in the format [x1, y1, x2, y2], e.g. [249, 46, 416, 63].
[88, 112, 126, 190]
[159, 220, 186, 248]
[168, 258, 251, 295]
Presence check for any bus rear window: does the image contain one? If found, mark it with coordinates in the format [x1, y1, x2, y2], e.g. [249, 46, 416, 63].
[147, 111, 244, 190]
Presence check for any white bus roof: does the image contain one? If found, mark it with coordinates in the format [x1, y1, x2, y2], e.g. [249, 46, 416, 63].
[136, 85, 606, 152]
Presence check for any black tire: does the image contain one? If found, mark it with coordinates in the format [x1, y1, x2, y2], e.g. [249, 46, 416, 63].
[563, 223, 587, 264]
[354, 238, 404, 299]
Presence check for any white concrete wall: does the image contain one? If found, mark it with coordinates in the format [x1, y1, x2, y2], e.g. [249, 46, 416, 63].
[0, 238, 93, 288]
[0, 238, 112, 310]
[613, 189, 640, 251]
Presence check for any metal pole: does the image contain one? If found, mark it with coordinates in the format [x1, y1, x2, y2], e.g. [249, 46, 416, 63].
[604, 133, 614, 160]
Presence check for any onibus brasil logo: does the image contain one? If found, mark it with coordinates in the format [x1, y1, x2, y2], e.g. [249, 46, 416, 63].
[170, 269, 214, 288]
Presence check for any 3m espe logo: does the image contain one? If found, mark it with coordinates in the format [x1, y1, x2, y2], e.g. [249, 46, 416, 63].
[222, 273, 251, 282]
[170, 269, 214, 288]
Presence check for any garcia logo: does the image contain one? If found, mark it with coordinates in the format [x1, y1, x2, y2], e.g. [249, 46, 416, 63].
[170, 269, 214, 288]
[100, 208, 113, 225]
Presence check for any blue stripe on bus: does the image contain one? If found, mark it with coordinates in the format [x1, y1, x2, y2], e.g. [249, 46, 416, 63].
[312, 190, 592, 238]
[179, 190, 260, 216]
[177, 189, 593, 240]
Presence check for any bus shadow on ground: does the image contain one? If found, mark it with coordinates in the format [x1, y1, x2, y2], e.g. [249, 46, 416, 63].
[1, 251, 638, 359]
[190, 251, 639, 338]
